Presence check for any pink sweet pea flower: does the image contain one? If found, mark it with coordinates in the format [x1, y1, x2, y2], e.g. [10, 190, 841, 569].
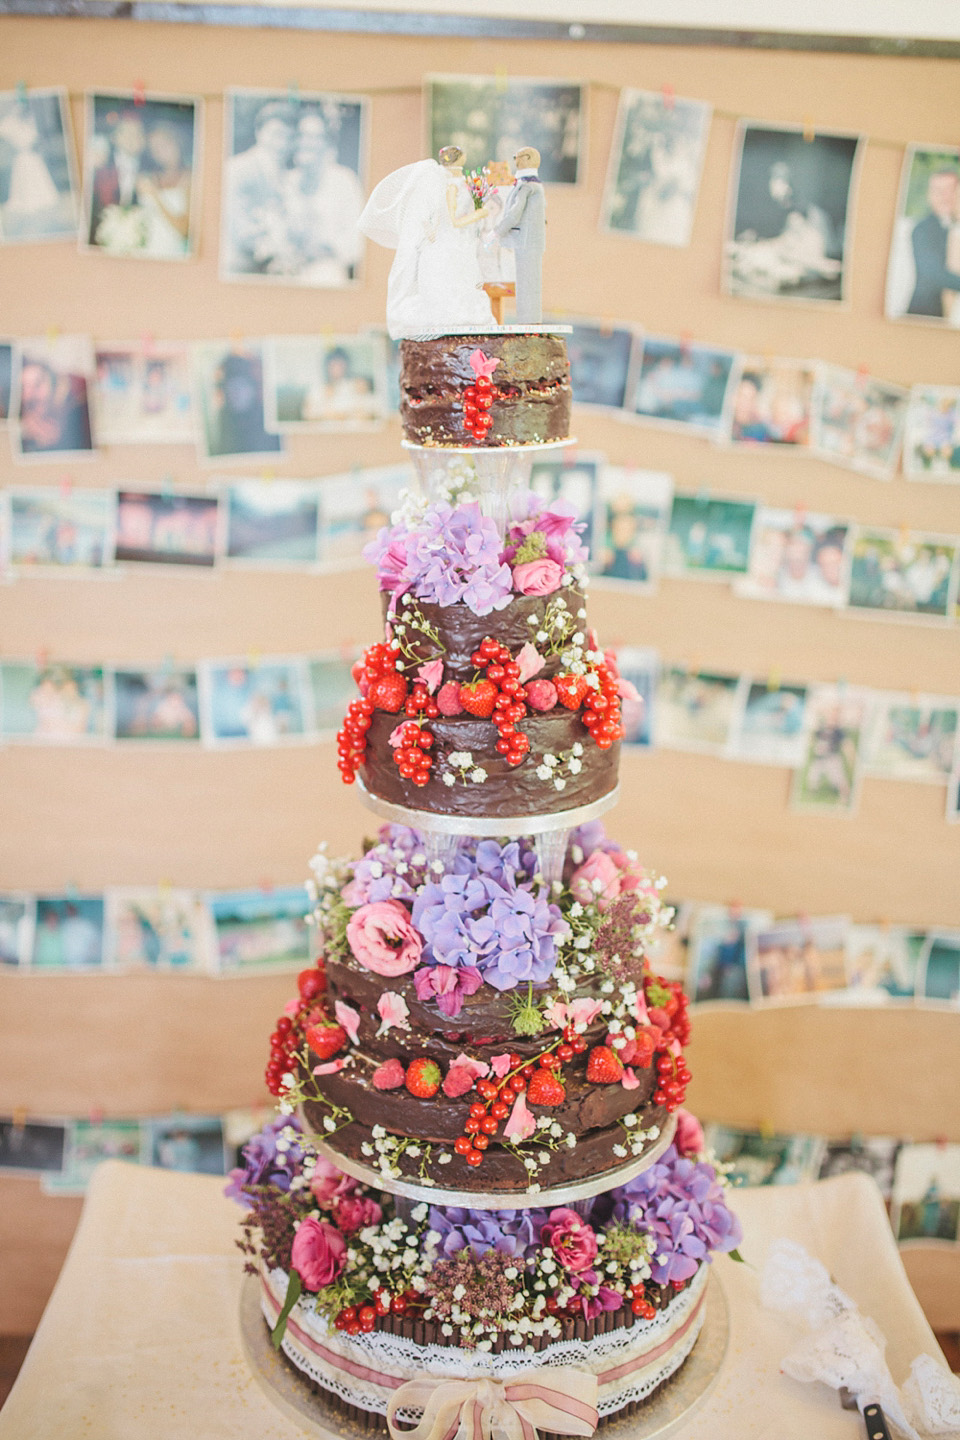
[674, 1108, 705, 1157]
[450, 1053, 490, 1080]
[569, 850, 623, 909]
[621, 1067, 640, 1091]
[515, 642, 546, 684]
[468, 348, 500, 380]
[417, 659, 444, 693]
[313, 1057, 347, 1076]
[489, 1053, 513, 1078]
[388, 724, 407, 749]
[569, 998, 604, 1028]
[543, 1000, 570, 1031]
[503, 1090, 536, 1141]
[283, 998, 300, 1018]
[334, 1000, 360, 1045]
[376, 991, 410, 1037]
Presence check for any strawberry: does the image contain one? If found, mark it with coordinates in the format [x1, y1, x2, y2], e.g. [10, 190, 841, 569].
[586, 1045, 624, 1084]
[372, 1058, 406, 1090]
[305, 1022, 348, 1060]
[405, 1057, 442, 1098]
[526, 1068, 566, 1106]
[646, 1007, 671, 1032]
[369, 673, 409, 713]
[459, 679, 497, 718]
[297, 965, 326, 1001]
[631, 1029, 656, 1068]
[525, 679, 559, 712]
[555, 674, 589, 710]
[437, 681, 464, 716]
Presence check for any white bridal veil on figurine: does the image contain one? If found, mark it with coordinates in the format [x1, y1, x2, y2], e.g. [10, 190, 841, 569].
[358, 157, 494, 338]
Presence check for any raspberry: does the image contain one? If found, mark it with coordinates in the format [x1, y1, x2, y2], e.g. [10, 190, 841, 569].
[372, 1058, 406, 1090]
[405, 1057, 442, 1098]
[525, 679, 559, 712]
[436, 682, 464, 716]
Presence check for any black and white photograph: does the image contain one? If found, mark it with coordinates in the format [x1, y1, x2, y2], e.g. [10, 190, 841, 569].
[318, 465, 407, 567]
[8, 487, 115, 572]
[115, 490, 219, 568]
[624, 335, 735, 437]
[885, 144, 960, 327]
[611, 645, 658, 748]
[199, 657, 310, 746]
[601, 88, 710, 246]
[724, 123, 862, 303]
[663, 493, 756, 579]
[724, 356, 815, 448]
[528, 453, 599, 558]
[791, 684, 871, 816]
[566, 323, 635, 410]
[192, 342, 283, 463]
[903, 386, 960, 482]
[726, 679, 809, 768]
[811, 366, 909, 481]
[818, 1138, 900, 1200]
[734, 507, 851, 608]
[144, 1115, 226, 1175]
[862, 693, 959, 784]
[749, 916, 850, 1002]
[593, 466, 672, 591]
[11, 335, 97, 460]
[0, 1119, 67, 1175]
[83, 92, 201, 260]
[655, 666, 742, 754]
[221, 89, 367, 285]
[0, 896, 33, 968]
[113, 667, 201, 742]
[0, 87, 79, 243]
[94, 342, 194, 445]
[688, 905, 770, 1004]
[425, 75, 583, 185]
[221, 479, 320, 565]
[847, 528, 958, 623]
[264, 334, 387, 432]
[31, 895, 106, 969]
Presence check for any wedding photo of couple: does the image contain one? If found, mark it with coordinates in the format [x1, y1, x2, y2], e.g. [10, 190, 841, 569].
[0, 86, 78, 243]
[886, 144, 960, 327]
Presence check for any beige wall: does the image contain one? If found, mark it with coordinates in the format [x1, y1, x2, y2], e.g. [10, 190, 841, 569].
[1, 16, 959, 1331]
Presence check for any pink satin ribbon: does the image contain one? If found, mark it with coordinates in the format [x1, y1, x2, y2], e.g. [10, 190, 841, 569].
[386, 1369, 599, 1440]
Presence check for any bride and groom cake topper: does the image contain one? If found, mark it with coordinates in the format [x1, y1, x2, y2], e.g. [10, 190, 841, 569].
[358, 144, 546, 337]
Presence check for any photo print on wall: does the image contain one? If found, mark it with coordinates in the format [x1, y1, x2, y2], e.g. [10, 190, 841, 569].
[0, 87, 79, 243]
[593, 466, 672, 592]
[192, 341, 284, 463]
[600, 88, 711, 246]
[94, 341, 194, 445]
[886, 144, 960, 328]
[811, 366, 909, 482]
[11, 335, 97, 460]
[623, 335, 736, 439]
[903, 386, 960, 483]
[425, 75, 584, 185]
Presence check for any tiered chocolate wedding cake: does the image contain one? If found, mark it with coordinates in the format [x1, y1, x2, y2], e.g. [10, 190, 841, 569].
[231, 151, 740, 1439]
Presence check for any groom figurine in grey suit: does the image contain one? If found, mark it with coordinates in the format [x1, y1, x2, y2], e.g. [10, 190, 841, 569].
[494, 146, 545, 324]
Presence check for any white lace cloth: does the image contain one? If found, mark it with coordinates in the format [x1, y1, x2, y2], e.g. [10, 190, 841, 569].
[761, 1240, 960, 1440]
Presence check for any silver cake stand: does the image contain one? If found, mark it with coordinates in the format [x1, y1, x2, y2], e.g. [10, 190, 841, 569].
[400, 324, 574, 339]
[239, 1266, 729, 1440]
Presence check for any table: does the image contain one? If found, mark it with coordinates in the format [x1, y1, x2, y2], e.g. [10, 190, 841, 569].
[0, 1161, 946, 1440]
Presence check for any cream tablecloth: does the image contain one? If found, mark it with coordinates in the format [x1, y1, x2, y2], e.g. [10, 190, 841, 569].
[0, 1161, 946, 1440]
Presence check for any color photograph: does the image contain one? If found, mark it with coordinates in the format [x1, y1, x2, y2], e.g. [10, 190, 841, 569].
[724, 356, 815, 448]
[750, 916, 850, 1002]
[144, 1115, 226, 1174]
[222, 479, 320, 564]
[724, 123, 862, 303]
[200, 658, 309, 745]
[426, 75, 583, 185]
[192, 342, 283, 463]
[308, 652, 359, 734]
[624, 335, 735, 437]
[862, 694, 959, 783]
[885, 144, 960, 327]
[0, 1119, 67, 1175]
[113, 666, 200, 742]
[919, 933, 960, 1007]
[208, 885, 312, 972]
[94, 342, 195, 445]
[318, 466, 406, 567]
[791, 684, 871, 816]
[31, 895, 105, 969]
[611, 645, 658, 747]
[726, 679, 809, 768]
[811, 366, 909, 481]
[734, 507, 850, 607]
[41, 1119, 143, 1195]
[688, 905, 771, 1004]
[0, 87, 78, 243]
[845, 925, 925, 1001]
[846, 528, 957, 622]
[8, 487, 115, 572]
[11, 335, 96, 460]
[0, 896, 33, 968]
[106, 888, 205, 970]
[115, 490, 219, 567]
[705, 1126, 825, 1186]
[600, 89, 711, 246]
[663, 493, 756, 579]
[221, 89, 367, 285]
[0, 662, 109, 743]
[566, 323, 635, 409]
[528, 453, 598, 558]
[83, 91, 201, 259]
[593, 466, 672, 591]
[0, 339, 12, 419]
[902, 386, 960, 482]
[892, 1142, 960, 1244]
[655, 666, 741, 753]
[264, 334, 386, 432]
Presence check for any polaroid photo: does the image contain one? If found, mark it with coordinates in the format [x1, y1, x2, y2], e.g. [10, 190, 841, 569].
[0, 1118, 67, 1176]
[734, 506, 851, 608]
[891, 1142, 960, 1245]
[425, 74, 584, 185]
[705, 1125, 825, 1186]
[0, 87, 79, 243]
[113, 666, 200, 742]
[663, 492, 756, 579]
[30, 895, 105, 969]
[221, 89, 367, 286]
[105, 887, 205, 970]
[818, 1137, 901, 1200]
[114, 489, 218, 568]
[264, 334, 387, 433]
[610, 645, 659, 748]
[688, 904, 771, 1004]
[40, 1117, 144, 1196]
[220, 479, 320, 566]
[192, 341, 284, 465]
[0, 895, 34, 968]
[903, 386, 960, 483]
[885, 144, 960, 328]
[723, 355, 815, 448]
[199, 656, 311, 747]
[527, 451, 600, 558]
[790, 683, 872, 816]
[862, 692, 959, 784]
[307, 651, 361, 735]
[845, 925, 926, 1002]
[0, 339, 12, 420]
[82, 91, 201, 260]
[94, 341, 195, 445]
[811, 365, 908, 481]
[655, 667, 742, 755]
[367, 326, 401, 415]
[144, 1114, 227, 1175]
[622, 335, 736, 439]
[0, 661, 110, 744]
[918, 932, 960, 1007]
[223, 1106, 274, 1171]
[726, 678, 809, 768]
[566, 323, 636, 410]
[642, 900, 691, 984]
[8, 487, 116, 574]
[724, 122, 862, 305]
[10, 335, 97, 460]
[207, 885, 312, 974]
[949, 769, 960, 824]
[846, 527, 958, 624]
[749, 915, 851, 1004]
[600, 89, 710, 247]
[592, 466, 672, 592]
[318, 464, 408, 568]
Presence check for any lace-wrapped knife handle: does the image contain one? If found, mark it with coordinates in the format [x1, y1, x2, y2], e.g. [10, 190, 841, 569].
[840, 1388, 892, 1440]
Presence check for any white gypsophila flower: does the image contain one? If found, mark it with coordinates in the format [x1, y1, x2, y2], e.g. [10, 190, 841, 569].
[623, 1114, 637, 1127]
[568, 758, 582, 775]
[470, 769, 487, 784]
[536, 765, 551, 781]
[613, 1145, 627, 1158]
[554, 778, 567, 791]
[442, 773, 456, 787]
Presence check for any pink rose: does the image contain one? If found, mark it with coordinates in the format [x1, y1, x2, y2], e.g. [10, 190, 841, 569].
[512, 557, 564, 596]
[309, 1156, 357, 1205]
[333, 1193, 382, 1235]
[674, 1108, 705, 1158]
[347, 900, 422, 976]
[539, 1209, 599, 1273]
[290, 1217, 347, 1291]
[569, 850, 623, 910]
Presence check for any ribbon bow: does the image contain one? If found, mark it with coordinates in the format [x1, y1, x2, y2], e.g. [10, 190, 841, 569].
[386, 1366, 599, 1440]
[468, 349, 500, 381]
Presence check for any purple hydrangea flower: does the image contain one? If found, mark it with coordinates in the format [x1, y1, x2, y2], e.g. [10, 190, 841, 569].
[363, 501, 514, 616]
[342, 825, 428, 906]
[224, 1115, 305, 1204]
[610, 1145, 742, 1285]
[427, 1206, 548, 1261]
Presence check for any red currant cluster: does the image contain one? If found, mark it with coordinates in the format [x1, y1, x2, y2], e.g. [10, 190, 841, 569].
[472, 636, 530, 767]
[265, 1015, 297, 1097]
[628, 1284, 658, 1319]
[336, 696, 374, 784]
[461, 374, 497, 443]
[334, 1287, 421, 1334]
[453, 1029, 586, 1168]
[392, 719, 435, 787]
[337, 642, 407, 784]
[404, 678, 440, 720]
[582, 662, 624, 752]
[646, 979, 692, 1113]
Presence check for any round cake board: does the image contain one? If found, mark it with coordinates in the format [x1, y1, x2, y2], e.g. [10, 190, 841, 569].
[239, 1269, 729, 1440]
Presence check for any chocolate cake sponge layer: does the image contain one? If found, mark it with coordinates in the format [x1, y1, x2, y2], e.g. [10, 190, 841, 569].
[383, 589, 586, 682]
[399, 334, 572, 447]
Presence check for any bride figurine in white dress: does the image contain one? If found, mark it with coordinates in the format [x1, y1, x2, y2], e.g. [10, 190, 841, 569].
[358, 145, 495, 338]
